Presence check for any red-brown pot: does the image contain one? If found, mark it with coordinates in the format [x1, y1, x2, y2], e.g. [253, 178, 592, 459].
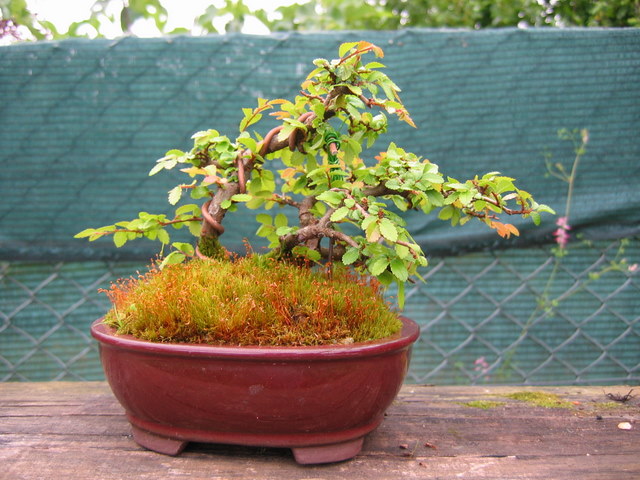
[91, 316, 419, 464]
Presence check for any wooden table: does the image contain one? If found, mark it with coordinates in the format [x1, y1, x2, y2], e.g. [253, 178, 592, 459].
[1, 382, 638, 479]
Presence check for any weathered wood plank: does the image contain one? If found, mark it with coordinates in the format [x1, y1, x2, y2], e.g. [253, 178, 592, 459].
[1, 382, 638, 479]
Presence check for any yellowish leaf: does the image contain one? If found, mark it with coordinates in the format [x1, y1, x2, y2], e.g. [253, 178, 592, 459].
[180, 166, 208, 177]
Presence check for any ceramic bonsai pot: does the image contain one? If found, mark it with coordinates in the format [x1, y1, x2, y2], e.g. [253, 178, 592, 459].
[91, 316, 419, 464]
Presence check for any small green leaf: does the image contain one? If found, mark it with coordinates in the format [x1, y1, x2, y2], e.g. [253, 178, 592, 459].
[113, 231, 128, 248]
[368, 256, 390, 276]
[231, 193, 252, 202]
[342, 247, 360, 265]
[160, 251, 186, 268]
[390, 258, 408, 282]
[156, 229, 170, 245]
[187, 221, 202, 237]
[316, 190, 344, 206]
[330, 206, 350, 222]
[256, 213, 272, 225]
[339, 41, 358, 57]
[175, 203, 200, 216]
[438, 205, 454, 220]
[168, 186, 182, 205]
[74, 228, 96, 238]
[274, 213, 288, 228]
[395, 243, 410, 259]
[378, 218, 398, 242]
[531, 211, 541, 226]
[172, 242, 195, 255]
[275, 226, 292, 236]
[361, 215, 377, 231]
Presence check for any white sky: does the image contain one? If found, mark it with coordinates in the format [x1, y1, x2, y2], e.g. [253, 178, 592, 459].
[25, 0, 303, 37]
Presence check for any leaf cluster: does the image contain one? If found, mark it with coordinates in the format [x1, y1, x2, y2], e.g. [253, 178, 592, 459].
[77, 41, 553, 307]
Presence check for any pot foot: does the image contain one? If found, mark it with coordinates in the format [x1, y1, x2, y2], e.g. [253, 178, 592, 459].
[131, 425, 188, 456]
[291, 437, 364, 465]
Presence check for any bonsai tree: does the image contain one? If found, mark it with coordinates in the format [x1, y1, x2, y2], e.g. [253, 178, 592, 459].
[77, 41, 552, 343]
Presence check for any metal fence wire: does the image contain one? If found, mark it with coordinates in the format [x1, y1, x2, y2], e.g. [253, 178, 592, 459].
[1, 238, 638, 384]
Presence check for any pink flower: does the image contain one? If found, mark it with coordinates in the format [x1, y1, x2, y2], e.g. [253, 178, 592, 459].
[629, 264, 638, 273]
[473, 356, 491, 381]
[555, 216, 571, 230]
[553, 216, 571, 249]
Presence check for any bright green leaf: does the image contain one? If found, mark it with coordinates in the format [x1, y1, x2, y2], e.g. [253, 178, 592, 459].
[168, 186, 182, 205]
[342, 247, 360, 265]
[156, 229, 170, 245]
[368, 256, 389, 276]
[339, 41, 359, 57]
[274, 213, 288, 228]
[378, 218, 398, 242]
[330, 206, 350, 222]
[390, 258, 408, 282]
[231, 193, 252, 202]
[113, 231, 128, 248]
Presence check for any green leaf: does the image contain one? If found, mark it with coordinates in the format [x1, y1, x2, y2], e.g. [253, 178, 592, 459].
[342, 247, 360, 265]
[149, 162, 166, 176]
[390, 195, 408, 211]
[330, 206, 350, 222]
[188, 221, 202, 237]
[531, 211, 541, 226]
[160, 251, 186, 268]
[366, 223, 381, 242]
[231, 193, 252, 202]
[316, 190, 344, 206]
[191, 185, 211, 199]
[275, 226, 292, 236]
[395, 243, 410, 259]
[438, 205, 454, 220]
[378, 218, 398, 242]
[236, 133, 257, 152]
[390, 258, 408, 282]
[175, 203, 200, 216]
[274, 213, 288, 228]
[113, 231, 128, 248]
[361, 215, 377, 232]
[156, 229, 170, 245]
[172, 242, 195, 255]
[368, 256, 390, 277]
[339, 41, 359, 57]
[168, 186, 182, 205]
[256, 213, 272, 225]
[74, 228, 96, 238]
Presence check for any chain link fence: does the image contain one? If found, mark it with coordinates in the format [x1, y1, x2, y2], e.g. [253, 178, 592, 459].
[1, 238, 637, 384]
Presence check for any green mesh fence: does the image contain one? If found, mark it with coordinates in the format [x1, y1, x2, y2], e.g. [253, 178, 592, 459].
[1, 29, 639, 384]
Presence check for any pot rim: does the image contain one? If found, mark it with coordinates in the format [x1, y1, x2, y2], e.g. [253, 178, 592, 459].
[91, 316, 419, 361]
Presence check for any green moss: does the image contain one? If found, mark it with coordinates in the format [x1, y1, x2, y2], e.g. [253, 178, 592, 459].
[101, 255, 402, 346]
[197, 235, 227, 260]
[460, 400, 505, 409]
[504, 391, 574, 409]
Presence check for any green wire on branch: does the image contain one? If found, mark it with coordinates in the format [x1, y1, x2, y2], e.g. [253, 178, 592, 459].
[324, 130, 341, 184]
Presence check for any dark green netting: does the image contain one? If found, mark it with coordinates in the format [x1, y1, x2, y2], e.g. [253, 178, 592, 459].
[1, 29, 639, 260]
[1, 29, 638, 384]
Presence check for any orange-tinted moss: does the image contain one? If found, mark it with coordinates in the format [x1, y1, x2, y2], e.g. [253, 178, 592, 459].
[100, 255, 401, 346]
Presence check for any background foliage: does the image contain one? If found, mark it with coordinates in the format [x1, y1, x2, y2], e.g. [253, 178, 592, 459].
[1, 0, 638, 43]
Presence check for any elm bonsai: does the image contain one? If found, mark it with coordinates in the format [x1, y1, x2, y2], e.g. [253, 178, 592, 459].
[77, 41, 553, 345]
